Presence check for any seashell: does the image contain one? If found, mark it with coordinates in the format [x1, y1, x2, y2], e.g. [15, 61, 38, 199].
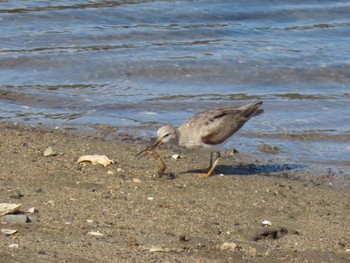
[87, 231, 103, 236]
[171, 154, 182, 160]
[261, 220, 272, 226]
[0, 203, 21, 216]
[1, 228, 18, 235]
[77, 155, 114, 167]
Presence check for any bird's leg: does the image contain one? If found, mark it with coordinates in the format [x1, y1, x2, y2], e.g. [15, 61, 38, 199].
[197, 152, 221, 177]
[207, 152, 213, 170]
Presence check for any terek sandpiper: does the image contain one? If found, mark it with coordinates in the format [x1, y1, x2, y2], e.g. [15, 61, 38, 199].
[138, 101, 263, 177]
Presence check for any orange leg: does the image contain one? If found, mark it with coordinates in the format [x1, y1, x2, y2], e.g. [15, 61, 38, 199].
[196, 157, 220, 177]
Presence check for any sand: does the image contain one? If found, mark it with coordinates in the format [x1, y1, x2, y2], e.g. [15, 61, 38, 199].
[0, 122, 349, 262]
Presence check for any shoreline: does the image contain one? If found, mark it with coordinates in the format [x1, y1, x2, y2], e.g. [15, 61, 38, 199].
[0, 122, 349, 262]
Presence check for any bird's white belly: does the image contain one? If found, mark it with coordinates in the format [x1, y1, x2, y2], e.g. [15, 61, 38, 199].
[180, 138, 225, 152]
[201, 142, 225, 152]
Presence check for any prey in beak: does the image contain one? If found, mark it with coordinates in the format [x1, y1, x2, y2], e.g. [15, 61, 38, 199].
[135, 137, 167, 176]
[135, 137, 164, 159]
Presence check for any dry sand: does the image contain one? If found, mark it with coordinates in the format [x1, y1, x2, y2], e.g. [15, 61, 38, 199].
[0, 122, 349, 262]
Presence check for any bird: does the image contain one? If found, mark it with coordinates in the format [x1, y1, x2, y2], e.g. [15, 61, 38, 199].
[138, 101, 263, 177]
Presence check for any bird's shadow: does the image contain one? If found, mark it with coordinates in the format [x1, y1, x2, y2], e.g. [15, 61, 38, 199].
[182, 163, 306, 176]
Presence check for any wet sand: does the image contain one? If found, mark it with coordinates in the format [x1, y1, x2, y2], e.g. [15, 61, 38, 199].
[0, 122, 349, 262]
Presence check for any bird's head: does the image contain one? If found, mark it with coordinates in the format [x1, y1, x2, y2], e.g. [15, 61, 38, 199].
[136, 125, 179, 159]
[155, 125, 179, 146]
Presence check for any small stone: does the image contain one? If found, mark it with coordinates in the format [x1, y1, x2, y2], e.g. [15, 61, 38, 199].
[9, 244, 19, 249]
[1, 214, 29, 224]
[43, 147, 57, 157]
[87, 231, 103, 237]
[27, 214, 40, 223]
[117, 167, 124, 172]
[8, 189, 24, 199]
[179, 234, 191, 242]
[219, 242, 238, 251]
[107, 170, 114, 175]
[258, 143, 280, 154]
[133, 178, 142, 183]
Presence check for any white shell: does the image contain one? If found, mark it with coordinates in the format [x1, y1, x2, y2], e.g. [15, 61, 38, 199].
[87, 231, 103, 236]
[0, 203, 21, 216]
[261, 220, 272, 226]
[78, 155, 114, 167]
[1, 228, 18, 235]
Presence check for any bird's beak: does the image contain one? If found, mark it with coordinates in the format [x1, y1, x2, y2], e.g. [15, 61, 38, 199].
[135, 137, 164, 159]
[150, 137, 164, 149]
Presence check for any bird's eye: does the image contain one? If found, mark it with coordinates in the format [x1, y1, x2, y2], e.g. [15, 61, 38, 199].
[164, 133, 169, 138]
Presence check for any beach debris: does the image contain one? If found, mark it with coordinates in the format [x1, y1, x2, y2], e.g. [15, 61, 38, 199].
[0, 203, 21, 216]
[107, 170, 115, 175]
[45, 200, 55, 206]
[171, 154, 183, 160]
[1, 214, 29, 224]
[26, 207, 37, 213]
[1, 228, 18, 235]
[9, 244, 19, 249]
[133, 178, 142, 183]
[116, 167, 124, 172]
[8, 189, 24, 199]
[136, 147, 166, 176]
[77, 155, 114, 167]
[43, 146, 57, 157]
[87, 231, 103, 237]
[262, 220, 272, 226]
[149, 246, 172, 252]
[258, 143, 280, 154]
[217, 242, 239, 251]
[27, 214, 40, 223]
[147, 197, 154, 200]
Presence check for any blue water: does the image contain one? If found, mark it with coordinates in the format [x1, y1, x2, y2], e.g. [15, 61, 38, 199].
[0, 1, 349, 174]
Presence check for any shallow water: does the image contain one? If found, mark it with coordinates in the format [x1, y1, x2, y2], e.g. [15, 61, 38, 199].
[0, 1, 349, 174]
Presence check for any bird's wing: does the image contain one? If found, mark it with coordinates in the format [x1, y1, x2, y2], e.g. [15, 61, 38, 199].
[200, 109, 248, 145]
[180, 102, 262, 145]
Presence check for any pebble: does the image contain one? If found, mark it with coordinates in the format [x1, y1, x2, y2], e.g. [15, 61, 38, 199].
[8, 189, 24, 199]
[87, 231, 103, 237]
[9, 244, 19, 249]
[258, 143, 280, 154]
[27, 214, 40, 223]
[43, 146, 57, 157]
[133, 178, 142, 183]
[219, 242, 238, 251]
[1, 214, 29, 224]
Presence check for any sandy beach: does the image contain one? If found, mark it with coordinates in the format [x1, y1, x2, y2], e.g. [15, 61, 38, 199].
[0, 122, 349, 262]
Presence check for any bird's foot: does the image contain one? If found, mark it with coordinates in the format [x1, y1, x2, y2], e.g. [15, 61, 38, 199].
[194, 158, 220, 178]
